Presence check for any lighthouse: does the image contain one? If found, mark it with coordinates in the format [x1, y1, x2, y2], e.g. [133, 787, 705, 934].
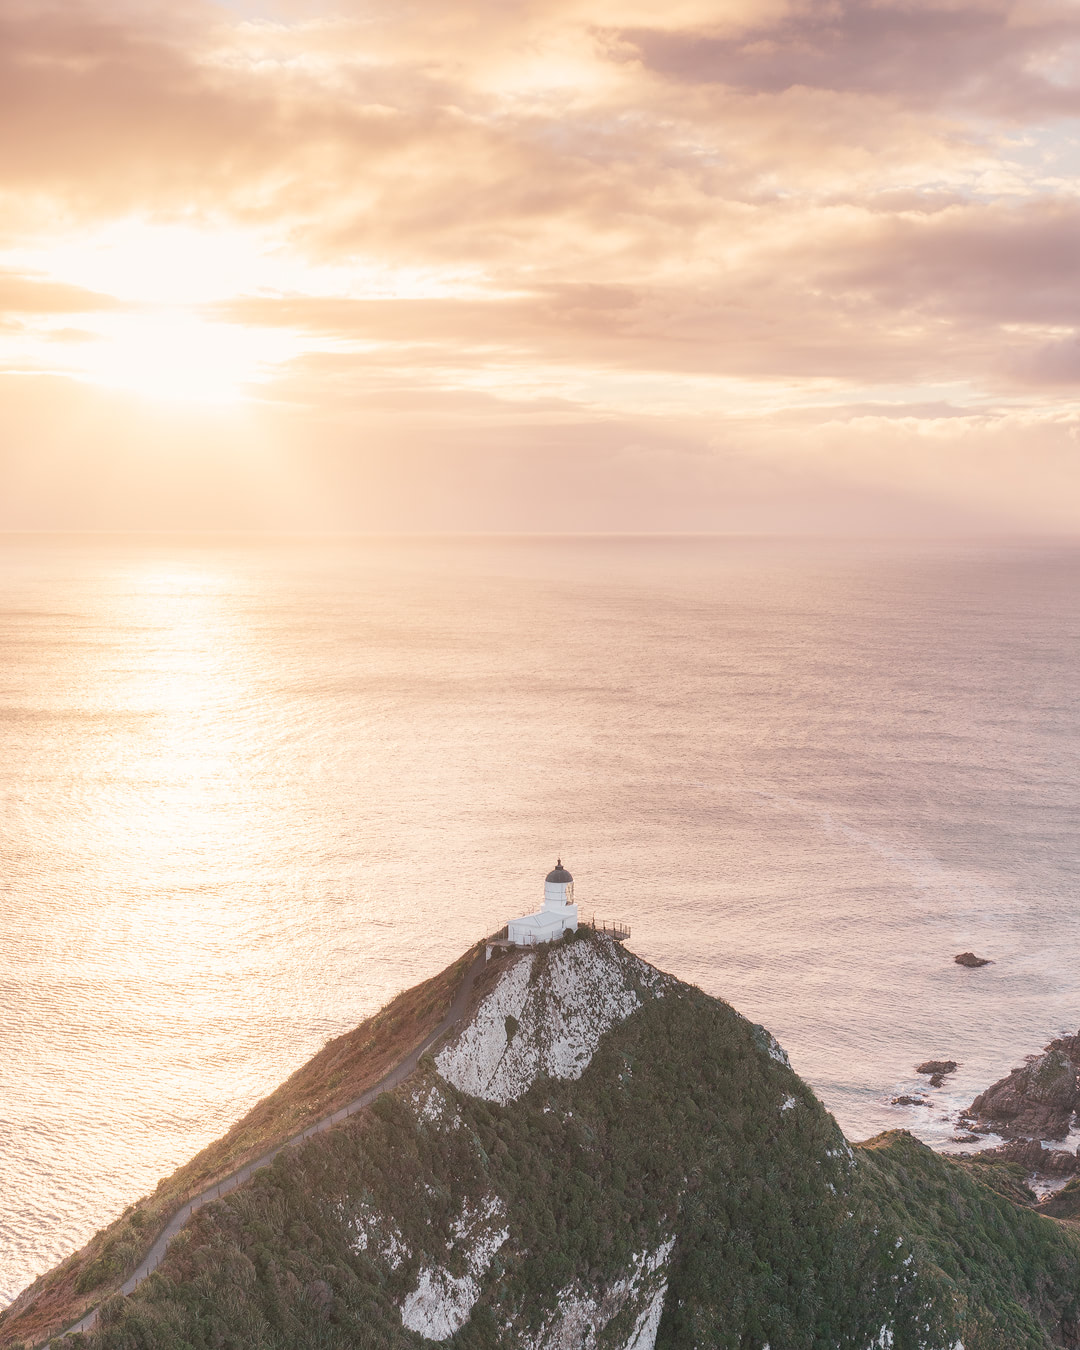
[507, 860, 579, 946]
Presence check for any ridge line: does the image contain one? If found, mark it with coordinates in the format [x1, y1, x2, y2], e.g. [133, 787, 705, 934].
[45, 944, 488, 1346]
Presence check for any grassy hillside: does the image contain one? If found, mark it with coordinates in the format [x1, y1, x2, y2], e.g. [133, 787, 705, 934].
[12, 935, 1077, 1350]
[0, 947, 478, 1350]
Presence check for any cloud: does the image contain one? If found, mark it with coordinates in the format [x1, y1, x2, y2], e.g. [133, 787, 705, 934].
[815, 199, 1080, 327]
[618, 1, 1080, 117]
[0, 0, 1078, 531]
[0, 271, 120, 314]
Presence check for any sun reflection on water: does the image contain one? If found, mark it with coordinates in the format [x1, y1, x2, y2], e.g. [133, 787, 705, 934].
[5, 537, 1080, 1308]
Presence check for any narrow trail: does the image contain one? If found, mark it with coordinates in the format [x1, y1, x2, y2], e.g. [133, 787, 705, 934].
[51, 946, 488, 1344]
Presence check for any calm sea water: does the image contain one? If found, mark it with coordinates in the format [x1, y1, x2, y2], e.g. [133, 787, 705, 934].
[1, 534, 1078, 1301]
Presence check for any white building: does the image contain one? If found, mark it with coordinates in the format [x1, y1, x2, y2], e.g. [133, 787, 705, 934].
[507, 860, 579, 946]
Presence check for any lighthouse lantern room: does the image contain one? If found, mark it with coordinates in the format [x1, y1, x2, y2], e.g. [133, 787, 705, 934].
[507, 860, 579, 946]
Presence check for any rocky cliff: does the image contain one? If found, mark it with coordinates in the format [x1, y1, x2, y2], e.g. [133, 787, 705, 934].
[5, 933, 1080, 1350]
[964, 1033, 1080, 1143]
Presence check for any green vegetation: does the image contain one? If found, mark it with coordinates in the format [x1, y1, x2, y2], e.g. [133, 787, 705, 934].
[0, 947, 478, 1349]
[14, 936, 1076, 1350]
[5, 935, 1080, 1349]
[858, 1134, 1080, 1349]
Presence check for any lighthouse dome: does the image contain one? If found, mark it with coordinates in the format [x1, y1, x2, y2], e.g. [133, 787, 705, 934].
[545, 861, 573, 884]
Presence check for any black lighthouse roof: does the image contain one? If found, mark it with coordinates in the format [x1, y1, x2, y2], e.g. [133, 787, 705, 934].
[545, 860, 573, 884]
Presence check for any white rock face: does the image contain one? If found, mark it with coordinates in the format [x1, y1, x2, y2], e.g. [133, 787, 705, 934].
[410, 1080, 460, 1130]
[521, 1237, 675, 1350]
[766, 1034, 790, 1067]
[436, 953, 537, 1102]
[344, 1203, 409, 1270]
[436, 939, 664, 1105]
[622, 1278, 669, 1350]
[400, 1195, 508, 1341]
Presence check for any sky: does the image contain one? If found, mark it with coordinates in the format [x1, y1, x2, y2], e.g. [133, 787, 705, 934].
[2, 0, 1080, 533]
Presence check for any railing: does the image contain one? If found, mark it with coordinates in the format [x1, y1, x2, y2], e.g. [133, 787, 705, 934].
[586, 917, 631, 940]
[487, 918, 631, 957]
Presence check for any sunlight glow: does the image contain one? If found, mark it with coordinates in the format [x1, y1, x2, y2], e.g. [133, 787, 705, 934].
[72, 311, 285, 404]
[15, 222, 275, 306]
[8, 219, 494, 307]
[1, 214, 492, 404]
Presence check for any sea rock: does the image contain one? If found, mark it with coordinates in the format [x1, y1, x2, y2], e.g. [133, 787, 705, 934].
[954, 952, 992, 967]
[965, 1030, 1080, 1141]
[952, 1133, 981, 1144]
[916, 1060, 958, 1077]
[891, 1095, 928, 1107]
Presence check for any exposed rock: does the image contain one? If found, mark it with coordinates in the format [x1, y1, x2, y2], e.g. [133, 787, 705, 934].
[344, 1201, 409, 1269]
[965, 1030, 1080, 1141]
[917, 1060, 958, 1077]
[400, 1195, 509, 1340]
[1037, 1179, 1080, 1221]
[952, 1133, 982, 1144]
[968, 1138, 1079, 1178]
[435, 938, 667, 1105]
[954, 952, 992, 967]
[521, 1238, 675, 1350]
[891, 1096, 929, 1107]
[751, 1024, 791, 1067]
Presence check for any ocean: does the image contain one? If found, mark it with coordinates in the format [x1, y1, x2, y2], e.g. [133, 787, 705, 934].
[1, 533, 1078, 1302]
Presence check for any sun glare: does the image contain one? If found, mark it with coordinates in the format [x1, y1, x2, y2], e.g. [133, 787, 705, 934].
[16, 221, 273, 306]
[73, 310, 288, 404]
[1, 217, 497, 405]
[10, 218, 491, 307]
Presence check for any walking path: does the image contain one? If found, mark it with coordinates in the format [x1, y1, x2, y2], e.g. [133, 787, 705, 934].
[51, 946, 488, 1344]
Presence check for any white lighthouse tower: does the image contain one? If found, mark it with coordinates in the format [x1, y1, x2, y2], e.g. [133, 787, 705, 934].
[507, 860, 579, 946]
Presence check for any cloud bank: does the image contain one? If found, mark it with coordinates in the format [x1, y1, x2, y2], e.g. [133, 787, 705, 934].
[1, 0, 1078, 531]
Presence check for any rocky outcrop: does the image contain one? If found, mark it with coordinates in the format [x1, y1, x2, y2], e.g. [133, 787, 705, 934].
[435, 937, 668, 1104]
[400, 1195, 509, 1339]
[964, 1031, 1080, 1142]
[969, 1139, 1078, 1177]
[1037, 1178, 1080, 1221]
[10, 934, 1080, 1350]
[521, 1238, 675, 1350]
[917, 1060, 958, 1087]
[955, 952, 992, 967]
